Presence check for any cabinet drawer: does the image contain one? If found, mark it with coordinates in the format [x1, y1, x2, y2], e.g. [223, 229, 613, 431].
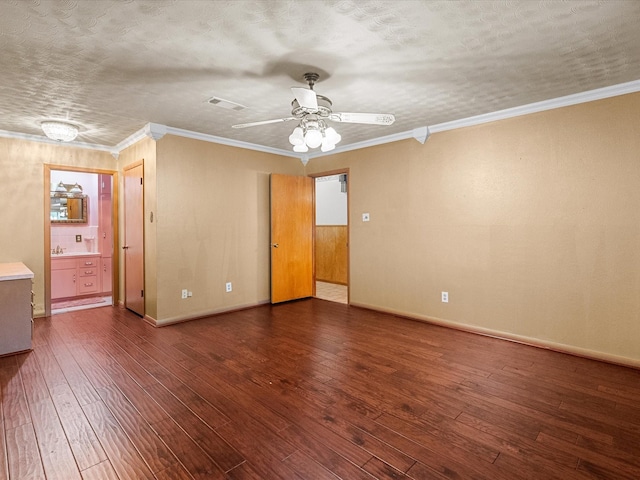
[79, 267, 97, 277]
[79, 259, 98, 268]
[78, 276, 98, 294]
[51, 258, 77, 270]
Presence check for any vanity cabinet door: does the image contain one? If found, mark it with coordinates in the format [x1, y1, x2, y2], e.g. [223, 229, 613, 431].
[102, 257, 112, 294]
[51, 268, 76, 299]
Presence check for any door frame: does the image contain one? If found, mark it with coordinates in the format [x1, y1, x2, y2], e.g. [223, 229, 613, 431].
[44, 164, 119, 317]
[308, 168, 350, 305]
[122, 160, 145, 316]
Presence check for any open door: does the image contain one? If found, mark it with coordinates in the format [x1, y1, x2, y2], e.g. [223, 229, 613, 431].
[270, 174, 314, 303]
[123, 161, 144, 316]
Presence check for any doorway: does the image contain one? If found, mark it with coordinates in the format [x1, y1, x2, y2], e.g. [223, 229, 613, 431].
[123, 161, 144, 316]
[45, 166, 118, 316]
[314, 172, 349, 304]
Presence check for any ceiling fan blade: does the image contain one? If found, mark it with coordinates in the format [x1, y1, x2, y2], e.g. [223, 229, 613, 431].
[291, 87, 318, 112]
[232, 117, 296, 129]
[329, 112, 395, 125]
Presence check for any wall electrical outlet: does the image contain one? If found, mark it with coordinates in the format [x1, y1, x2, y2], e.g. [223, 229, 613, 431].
[187, 291, 193, 298]
[225, 282, 232, 293]
[75, 234, 82, 242]
[441, 291, 449, 303]
[181, 289, 188, 299]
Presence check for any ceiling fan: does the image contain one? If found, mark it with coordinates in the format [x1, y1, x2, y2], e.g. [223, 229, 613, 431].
[232, 72, 395, 153]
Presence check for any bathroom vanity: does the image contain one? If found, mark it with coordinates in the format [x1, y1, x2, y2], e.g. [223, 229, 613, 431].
[51, 253, 102, 299]
[0, 262, 34, 356]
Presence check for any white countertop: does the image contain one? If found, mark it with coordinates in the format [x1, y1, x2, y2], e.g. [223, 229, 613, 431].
[51, 252, 101, 258]
[0, 262, 34, 281]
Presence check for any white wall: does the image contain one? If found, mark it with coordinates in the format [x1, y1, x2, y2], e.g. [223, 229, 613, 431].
[315, 175, 347, 225]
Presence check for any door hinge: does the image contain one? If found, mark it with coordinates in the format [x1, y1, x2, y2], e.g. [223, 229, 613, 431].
[141, 289, 144, 298]
[140, 177, 143, 185]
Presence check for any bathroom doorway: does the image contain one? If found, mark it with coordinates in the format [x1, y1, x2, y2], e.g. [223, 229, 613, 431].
[45, 166, 118, 316]
[313, 171, 349, 304]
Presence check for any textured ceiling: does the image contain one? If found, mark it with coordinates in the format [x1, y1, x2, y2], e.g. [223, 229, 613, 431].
[1, 0, 640, 153]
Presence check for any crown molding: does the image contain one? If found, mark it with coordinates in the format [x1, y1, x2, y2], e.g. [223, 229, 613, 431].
[145, 122, 167, 141]
[162, 125, 299, 158]
[114, 125, 149, 152]
[304, 126, 430, 160]
[304, 79, 640, 160]
[428, 79, 640, 134]
[0, 128, 118, 156]
[2, 80, 638, 161]
[114, 122, 298, 159]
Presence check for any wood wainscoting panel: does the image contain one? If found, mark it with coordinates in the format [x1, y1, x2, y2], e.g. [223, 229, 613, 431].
[315, 225, 348, 285]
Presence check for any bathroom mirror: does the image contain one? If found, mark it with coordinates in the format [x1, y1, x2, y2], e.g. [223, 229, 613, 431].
[50, 192, 88, 223]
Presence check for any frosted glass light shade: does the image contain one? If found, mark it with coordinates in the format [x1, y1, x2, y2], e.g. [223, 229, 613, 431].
[321, 139, 335, 152]
[41, 121, 78, 142]
[305, 129, 322, 148]
[290, 121, 341, 151]
[325, 127, 341, 145]
[288, 127, 304, 145]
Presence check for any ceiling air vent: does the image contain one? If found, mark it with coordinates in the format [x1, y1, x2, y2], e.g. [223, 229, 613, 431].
[207, 96, 247, 111]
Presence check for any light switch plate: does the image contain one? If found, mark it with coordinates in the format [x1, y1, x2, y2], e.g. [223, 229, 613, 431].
[362, 213, 370, 222]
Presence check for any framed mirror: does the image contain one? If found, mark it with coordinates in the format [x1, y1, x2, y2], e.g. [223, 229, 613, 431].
[50, 182, 88, 223]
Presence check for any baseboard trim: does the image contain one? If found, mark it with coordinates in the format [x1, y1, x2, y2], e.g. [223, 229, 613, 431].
[349, 302, 640, 370]
[147, 300, 271, 328]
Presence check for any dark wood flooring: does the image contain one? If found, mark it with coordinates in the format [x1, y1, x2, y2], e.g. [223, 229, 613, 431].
[2, 299, 640, 479]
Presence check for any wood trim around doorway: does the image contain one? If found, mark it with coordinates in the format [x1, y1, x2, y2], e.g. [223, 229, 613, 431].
[308, 168, 350, 305]
[44, 164, 120, 317]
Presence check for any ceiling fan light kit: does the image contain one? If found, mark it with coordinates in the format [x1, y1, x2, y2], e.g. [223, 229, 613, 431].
[289, 117, 343, 152]
[232, 72, 394, 154]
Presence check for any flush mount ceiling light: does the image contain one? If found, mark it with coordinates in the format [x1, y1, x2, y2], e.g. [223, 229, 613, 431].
[41, 121, 79, 142]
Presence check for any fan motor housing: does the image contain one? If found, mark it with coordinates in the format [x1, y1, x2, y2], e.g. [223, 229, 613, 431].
[291, 94, 333, 118]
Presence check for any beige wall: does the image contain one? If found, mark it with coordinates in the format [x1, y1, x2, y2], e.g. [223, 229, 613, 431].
[151, 135, 303, 324]
[306, 93, 640, 366]
[0, 137, 117, 315]
[4, 91, 639, 366]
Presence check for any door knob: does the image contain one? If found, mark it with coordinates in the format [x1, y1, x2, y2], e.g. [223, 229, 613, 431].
[122, 245, 129, 250]
[271, 243, 279, 248]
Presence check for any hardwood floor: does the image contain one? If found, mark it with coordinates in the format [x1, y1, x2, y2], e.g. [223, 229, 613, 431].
[2, 299, 640, 479]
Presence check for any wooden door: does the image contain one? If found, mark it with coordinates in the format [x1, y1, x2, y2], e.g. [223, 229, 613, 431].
[270, 174, 314, 303]
[123, 162, 144, 316]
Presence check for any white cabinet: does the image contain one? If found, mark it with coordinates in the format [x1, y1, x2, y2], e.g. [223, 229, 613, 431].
[0, 263, 34, 356]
